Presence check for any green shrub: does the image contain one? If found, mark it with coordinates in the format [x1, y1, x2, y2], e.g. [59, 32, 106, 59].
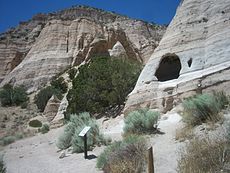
[39, 123, 50, 134]
[28, 119, 42, 128]
[67, 57, 141, 115]
[97, 135, 147, 172]
[182, 92, 229, 126]
[56, 112, 109, 152]
[20, 101, 28, 109]
[34, 86, 62, 112]
[123, 109, 159, 135]
[0, 136, 16, 146]
[50, 77, 68, 94]
[68, 68, 77, 80]
[0, 155, 6, 173]
[0, 84, 28, 107]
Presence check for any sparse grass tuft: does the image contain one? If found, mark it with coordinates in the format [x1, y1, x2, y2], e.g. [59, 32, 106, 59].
[123, 109, 159, 135]
[97, 135, 147, 173]
[182, 92, 229, 126]
[57, 112, 109, 152]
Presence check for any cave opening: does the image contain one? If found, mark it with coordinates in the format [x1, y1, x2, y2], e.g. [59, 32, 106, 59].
[155, 54, 181, 82]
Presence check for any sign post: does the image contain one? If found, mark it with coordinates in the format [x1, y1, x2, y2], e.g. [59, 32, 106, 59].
[147, 146, 154, 173]
[79, 126, 91, 159]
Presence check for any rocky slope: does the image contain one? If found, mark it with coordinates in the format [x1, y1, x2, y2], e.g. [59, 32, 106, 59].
[0, 6, 166, 93]
[124, 0, 230, 113]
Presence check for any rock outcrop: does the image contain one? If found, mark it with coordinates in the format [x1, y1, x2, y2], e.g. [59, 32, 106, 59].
[0, 6, 166, 93]
[43, 95, 60, 122]
[124, 0, 230, 113]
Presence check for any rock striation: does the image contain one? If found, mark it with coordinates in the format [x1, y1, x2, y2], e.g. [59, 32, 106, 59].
[124, 0, 230, 113]
[0, 6, 166, 93]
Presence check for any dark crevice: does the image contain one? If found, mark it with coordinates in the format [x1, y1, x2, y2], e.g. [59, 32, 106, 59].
[188, 58, 192, 67]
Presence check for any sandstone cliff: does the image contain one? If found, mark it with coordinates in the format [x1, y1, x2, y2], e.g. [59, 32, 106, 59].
[0, 6, 166, 93]
[125, 0, 230, 113]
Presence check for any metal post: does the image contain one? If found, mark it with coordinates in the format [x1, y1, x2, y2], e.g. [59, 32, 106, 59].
[147, 146, 154, 173]
[84, 134, 87, 159]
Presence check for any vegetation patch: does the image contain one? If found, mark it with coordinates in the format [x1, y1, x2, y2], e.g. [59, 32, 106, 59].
[97, 135, 147, 173]
[0, 155, 6, 173]
[0, 136, 17, 146]
[175, 126, 194, 142]
[182, 92, 229, 126]
[178, 136, 230, 173]
[28, 119, 42, 128]
[68, 68, 77, 80]
[57, 112, 110, 152]
[35, 76, 67, 112]
[123, 109, 159, 135]
[34, 86, 62, 112]
[39, 123, 50, 134]
[0, 84, 28, 107]
[50, 77, 68, 94]
[67, 56, 141, 116]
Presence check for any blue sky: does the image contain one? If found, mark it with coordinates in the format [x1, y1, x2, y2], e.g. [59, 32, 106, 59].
[0, 0, 180, 33]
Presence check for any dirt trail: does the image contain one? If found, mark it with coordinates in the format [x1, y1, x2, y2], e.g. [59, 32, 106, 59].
[150, 113, 184, 173]
[3, 113, 184, 173]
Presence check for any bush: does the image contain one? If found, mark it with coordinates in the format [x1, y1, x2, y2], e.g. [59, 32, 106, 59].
[28, 119, 42, 128]
[178, 136, 229, 173]
[39, 123, 50, 134]
[0, 84, 28, 107]
[20, 101, 28, 109]
[34, 86, 62, 112]
[68, 68, 77, 80]
[67, 57, 141, 115]
[97, 135, 147, 172]
[182, 92, 229, 126]
[50, 77, 68, 94]
[0, 136, 16, 146]
[123, 109, 159, 135]
[0, 155, 6, 173]
[56, 112, 109, 152]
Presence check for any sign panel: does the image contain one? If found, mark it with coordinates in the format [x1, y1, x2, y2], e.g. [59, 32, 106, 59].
[79, 126, 91, 137]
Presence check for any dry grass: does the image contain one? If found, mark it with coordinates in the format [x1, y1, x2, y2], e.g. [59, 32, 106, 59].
[178, 136, 230, 173]
[97, 135, 147, 173]
[175, 126, 194, 142]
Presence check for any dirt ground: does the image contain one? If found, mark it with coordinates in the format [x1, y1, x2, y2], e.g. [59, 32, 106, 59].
[1, 112, 187, 173]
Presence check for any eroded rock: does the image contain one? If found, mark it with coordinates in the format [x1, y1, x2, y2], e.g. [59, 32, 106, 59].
[125, 0, 230, 114]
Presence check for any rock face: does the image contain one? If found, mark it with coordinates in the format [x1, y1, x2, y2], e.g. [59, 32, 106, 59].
[124, 0, 230, 113]
[43, 95, 60, 122]
[0, 6, 166, 93]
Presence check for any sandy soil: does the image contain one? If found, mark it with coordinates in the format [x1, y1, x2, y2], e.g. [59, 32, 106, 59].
[2, 115, 124, 173]
[2, 112, 185, 173]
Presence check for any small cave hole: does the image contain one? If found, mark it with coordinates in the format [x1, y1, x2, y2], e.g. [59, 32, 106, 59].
[187, 58, 192, 67]
[155, 53, 181, 82]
